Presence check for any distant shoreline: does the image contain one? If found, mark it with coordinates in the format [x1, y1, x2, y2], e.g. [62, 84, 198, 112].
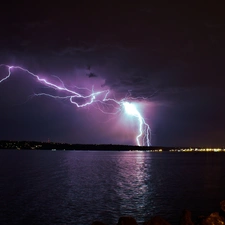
[0, 140, 224, 152]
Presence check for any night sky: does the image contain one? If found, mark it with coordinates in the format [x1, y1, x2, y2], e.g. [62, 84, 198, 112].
[0, 2, 225, 147]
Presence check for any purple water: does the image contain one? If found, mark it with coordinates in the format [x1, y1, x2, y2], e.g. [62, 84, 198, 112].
[0, 150, 225, 224]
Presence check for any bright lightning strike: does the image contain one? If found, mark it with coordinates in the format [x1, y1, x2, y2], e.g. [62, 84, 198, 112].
[122, 102, 151, 146]
[0, 64, 151, 146]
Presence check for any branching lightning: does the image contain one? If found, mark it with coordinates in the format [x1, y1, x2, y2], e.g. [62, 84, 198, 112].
[0, 64, 151, 146]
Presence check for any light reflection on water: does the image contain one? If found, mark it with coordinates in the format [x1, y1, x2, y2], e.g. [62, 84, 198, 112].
[114, 152, 151, 216]
[0, 150, 225, 225]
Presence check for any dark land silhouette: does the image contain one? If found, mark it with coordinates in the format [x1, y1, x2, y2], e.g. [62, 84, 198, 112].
[1, 140, 223, 152]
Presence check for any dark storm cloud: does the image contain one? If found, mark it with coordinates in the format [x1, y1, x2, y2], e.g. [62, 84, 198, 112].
[0, 2, 225, 146]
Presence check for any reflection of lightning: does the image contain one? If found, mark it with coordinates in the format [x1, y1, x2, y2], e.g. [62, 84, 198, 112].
[0, 64, 151, 146]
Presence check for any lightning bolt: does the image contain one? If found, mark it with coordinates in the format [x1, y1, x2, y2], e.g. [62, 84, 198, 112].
[0, 64, 151, 146]
[122, 102, 151, 146]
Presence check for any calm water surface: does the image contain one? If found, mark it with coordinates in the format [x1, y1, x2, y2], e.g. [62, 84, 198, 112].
[0, 150, 225, 225]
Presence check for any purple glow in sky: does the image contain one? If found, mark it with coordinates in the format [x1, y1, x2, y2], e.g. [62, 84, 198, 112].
[0, 64, 151, 146]
[0, 2, 225, 147]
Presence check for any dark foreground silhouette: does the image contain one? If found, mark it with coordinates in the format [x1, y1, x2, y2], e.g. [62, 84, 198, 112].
[92, 200, 225, 225]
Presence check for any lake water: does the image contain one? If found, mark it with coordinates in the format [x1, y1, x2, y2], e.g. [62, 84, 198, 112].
[0, 150, 225, 225]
